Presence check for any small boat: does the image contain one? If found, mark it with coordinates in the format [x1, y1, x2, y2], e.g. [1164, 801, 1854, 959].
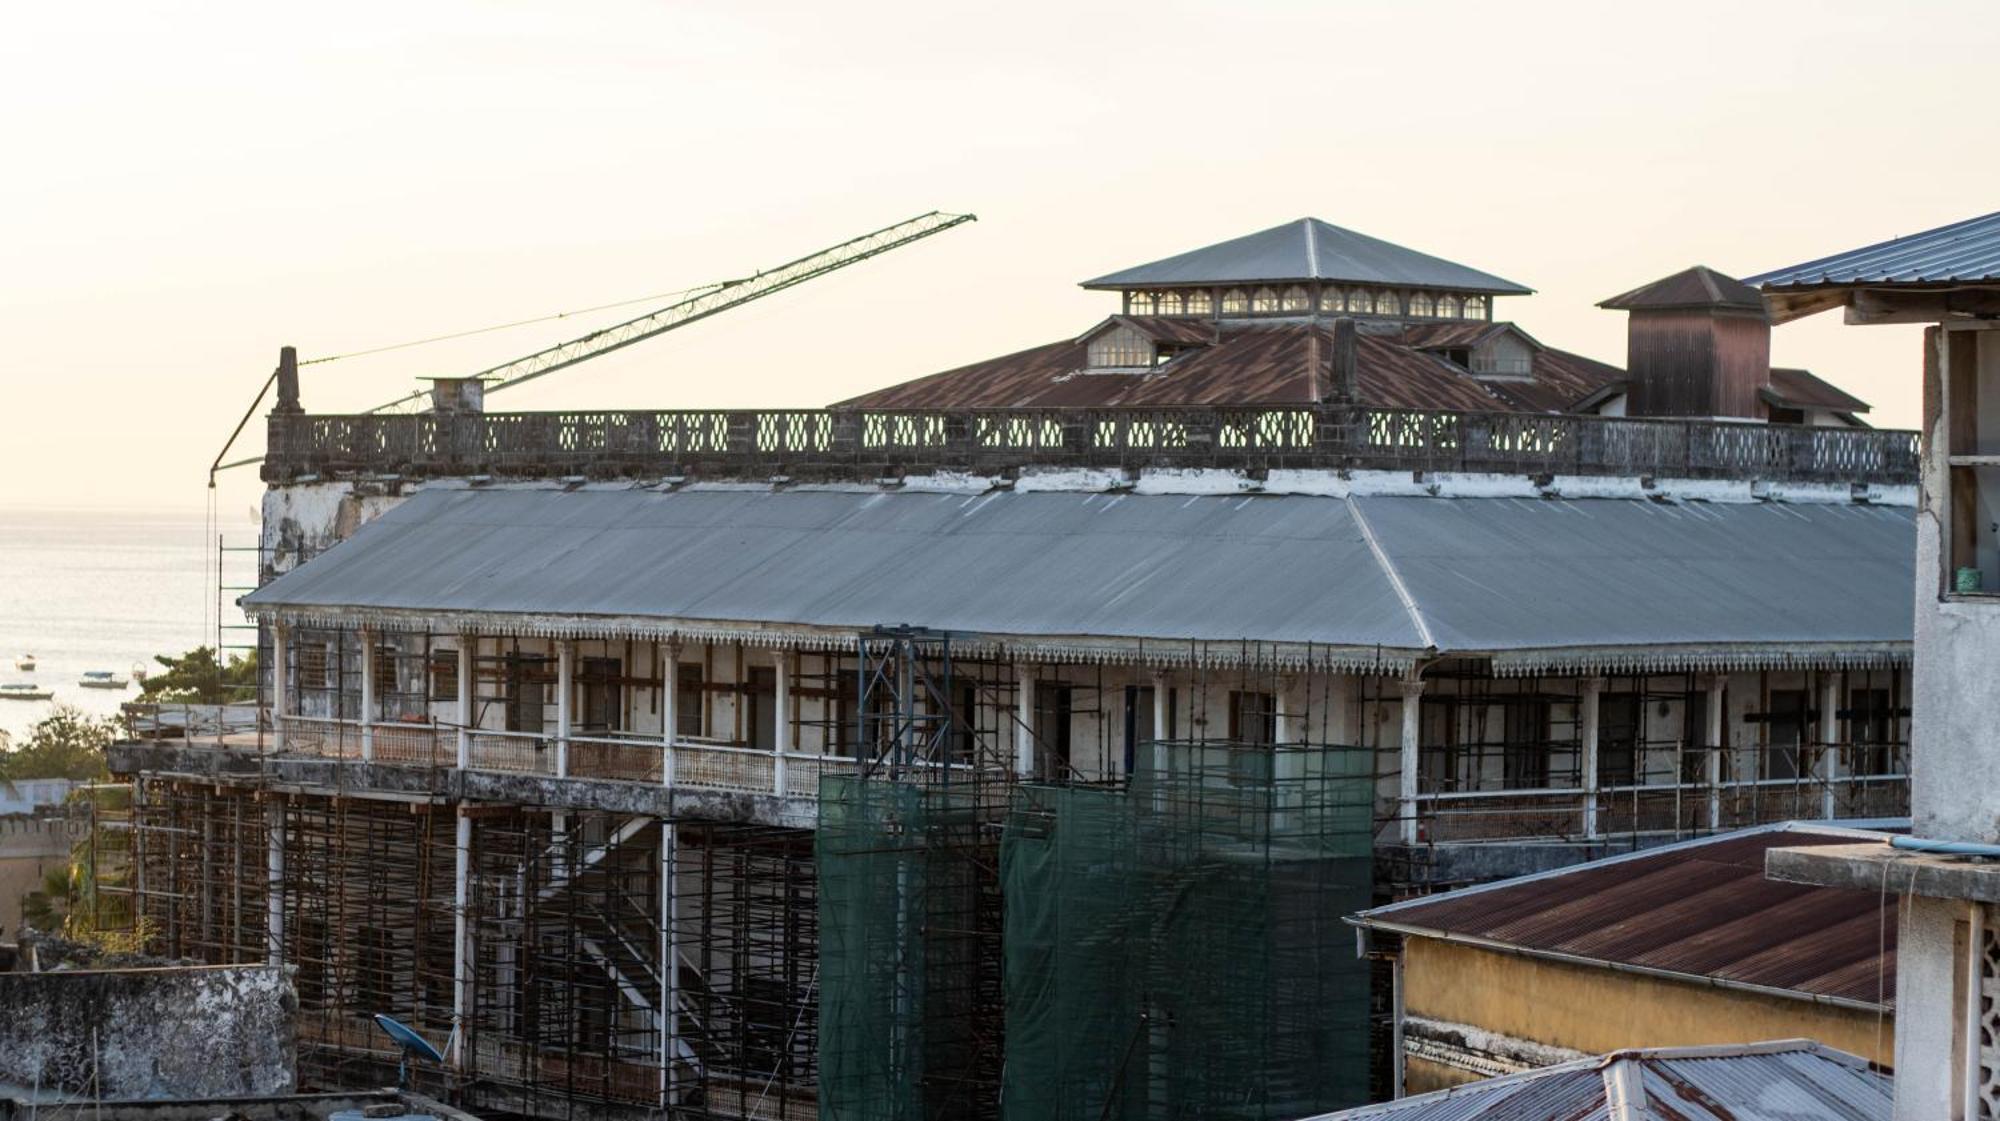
[14, 654, 34, 672]
[0, 683, 53, 700]
[78, 670, 129, 690]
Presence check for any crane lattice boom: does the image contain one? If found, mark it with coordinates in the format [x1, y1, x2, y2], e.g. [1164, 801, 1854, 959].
[367, 210, 976, 413]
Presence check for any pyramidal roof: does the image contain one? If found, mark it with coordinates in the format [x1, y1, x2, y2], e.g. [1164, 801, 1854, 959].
[1080, 217, 1532, 294]
[1598, 265, 1766, 313]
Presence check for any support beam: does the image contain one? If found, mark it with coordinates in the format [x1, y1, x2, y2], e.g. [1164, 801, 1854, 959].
[774, 648, 794, 796]
[658, 820, 679, 1107]
[1580, 677, 1604, 839]
[1398, 674, 1425, 846]
[456, 634, 473, 769]
[556, 639, 574, 778]
[661, 643, 680, 787]
[1706, 675, 1726, 832]
[359, 627, 376, 762]
[265, 796, 285, 966]
[1820, 671, 1842, 821]
[270, 623, 289, 753]
[451, 807, 471, 1070]
[1015, 664, 1036, 778]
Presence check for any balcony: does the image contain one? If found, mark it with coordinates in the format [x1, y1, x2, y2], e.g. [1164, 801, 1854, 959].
[262, 404, 1920, 487]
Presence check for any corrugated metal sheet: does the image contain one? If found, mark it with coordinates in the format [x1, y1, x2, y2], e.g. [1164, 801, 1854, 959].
[244, 489, 1914, 672]
[1353, 826, 1898, 1006]
[832, 319, 1621, 413]
[1080, 218, 1533, 293]
[1297, 1042, 1889, 1120]
[243, 487, 1423, 657]
[1746, 209, 2000, 288]
[1356, 497, 1913, 666]
[1766, 367, 1872, 415]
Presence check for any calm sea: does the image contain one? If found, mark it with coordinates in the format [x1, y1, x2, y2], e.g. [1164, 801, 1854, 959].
[0, 508, 259, 743]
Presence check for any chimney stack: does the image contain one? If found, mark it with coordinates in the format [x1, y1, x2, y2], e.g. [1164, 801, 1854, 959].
[1597, 266, 1770, 419]
[425, 376, 487, 415]
[1328, 317, 1359, 403]
[273, 346, 302, 415]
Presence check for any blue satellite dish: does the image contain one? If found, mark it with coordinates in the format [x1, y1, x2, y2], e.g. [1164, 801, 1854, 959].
[373, 1013, 445, 1087]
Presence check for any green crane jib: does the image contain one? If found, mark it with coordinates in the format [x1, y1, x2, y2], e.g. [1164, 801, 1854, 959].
[369, 209, 977, 413]
[208, 210, 977, 475]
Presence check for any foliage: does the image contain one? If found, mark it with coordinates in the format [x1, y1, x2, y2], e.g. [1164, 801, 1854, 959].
[0, 704, 115, 782]
[137, 644, 258, 704]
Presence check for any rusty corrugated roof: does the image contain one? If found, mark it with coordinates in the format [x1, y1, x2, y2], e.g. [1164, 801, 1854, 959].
[832, 320, 1620, 412]
[1351, 823, 1900, 1008]
[1766, 367, 1871, 415]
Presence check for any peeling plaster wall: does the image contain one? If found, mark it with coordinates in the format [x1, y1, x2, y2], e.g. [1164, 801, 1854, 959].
[0, 965, 296, 1100]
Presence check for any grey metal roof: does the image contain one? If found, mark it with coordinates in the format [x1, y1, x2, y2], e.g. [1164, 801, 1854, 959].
[1295, 1040, 1890, 1121]
[244, 487, 1913, 671]
[1080, 218, 1533, 294]
[1598, 265, 1765, 312]
[1746, 209, 2000, 289]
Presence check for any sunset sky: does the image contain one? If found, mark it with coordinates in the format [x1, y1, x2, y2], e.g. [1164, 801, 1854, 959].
[3, 1, 1992, 518]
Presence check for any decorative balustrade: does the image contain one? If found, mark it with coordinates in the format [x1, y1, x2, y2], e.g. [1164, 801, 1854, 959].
[265, 405, 1920, 486]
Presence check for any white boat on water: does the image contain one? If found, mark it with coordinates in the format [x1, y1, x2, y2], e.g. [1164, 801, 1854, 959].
[0, 683, 53, 700]
[14, 654, 35, 672]
[78, 670, 129, 690]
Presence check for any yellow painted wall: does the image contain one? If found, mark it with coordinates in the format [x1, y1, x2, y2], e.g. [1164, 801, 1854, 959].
[1406, 1056, 1483, 1096]
[1402, 937, 1894, 1071]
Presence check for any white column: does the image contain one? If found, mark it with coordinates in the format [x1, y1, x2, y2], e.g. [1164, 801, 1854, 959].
[1398, 675, 1425, 846]
[265, 797, 285, 965]
[555, 639, 573, 778]
[1820, 671, 1842, 821]
[1705, 675, 1726, 832]
[359, 627, 377, 762]
[451, 807, 471, 1069]
[658, 820, 679, 1107]
[773, 649, 794, 797]
[661, 643, 680, 787]
[456, 634, 474, 769]
[270, 622, 290, 753]
[1580, 677, 1604, 840]
[1015, 664, 1036, 778]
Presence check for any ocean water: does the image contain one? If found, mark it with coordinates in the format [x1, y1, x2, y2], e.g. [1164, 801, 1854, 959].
[0, 508, 259, 743]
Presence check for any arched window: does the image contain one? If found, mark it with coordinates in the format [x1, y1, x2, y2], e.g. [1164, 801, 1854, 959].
[1157, 290, 1185, 315]
[1409, 292, 1435, 317]
[1221, 288, 1248, 314]
[1128, 290, 1157, 314]
[1375, 290, 1402, 316]
[1251, 286, 1279, 313]
[1463, 295, 1487, 320]
[1186, 289, 1214, 315]
[1319, 288, 1345, 313]
[1089, 324, 1155, 368]
[1347, 288, 1374, 314]
[1281, 285, 1309, 312]
[1436, 294, 1460, 319]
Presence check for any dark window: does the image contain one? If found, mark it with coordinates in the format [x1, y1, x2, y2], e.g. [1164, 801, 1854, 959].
[297, 643, 328, 691]
[1123, 685, 1156, 778]
[1503, 698, 1549, 788]
[1768, 405, 1806, 425]
[1680, 691, 1709, 785]
[372, 644, 397, 701]
[1848, 688, 1898, 775]
[676, 662, 706, 738]
[504, 656, 549, 733]
[357, 925, 397, 1013]
[746, 666, 777, 750]
[430, 649, 459, 701]
[1419, 696, 1459, 792]
[1765, 690, 1809, 780]
[1598, 693, 1640, 788]
[953, 683, 980, 765]
[1228, 690, 1276, 744]
[578, 657, 622, 732]
[1035, 684, 1074, 773]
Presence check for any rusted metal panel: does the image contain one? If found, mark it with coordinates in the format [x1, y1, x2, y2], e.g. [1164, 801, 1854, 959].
[1354, 826, 1899, 1007]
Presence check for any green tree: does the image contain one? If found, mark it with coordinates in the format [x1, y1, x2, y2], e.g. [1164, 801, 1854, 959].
[0, 704, 115, 782]
[137, 644, 258, 704]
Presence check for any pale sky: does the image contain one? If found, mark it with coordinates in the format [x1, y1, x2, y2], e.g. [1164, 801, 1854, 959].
[3, 1, 1991, 518]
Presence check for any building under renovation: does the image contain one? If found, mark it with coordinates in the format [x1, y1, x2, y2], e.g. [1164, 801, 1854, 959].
[98, 216, 1919, 1121]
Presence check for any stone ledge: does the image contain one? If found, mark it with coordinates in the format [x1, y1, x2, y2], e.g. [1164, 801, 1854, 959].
[1767, 841, 2000, 902]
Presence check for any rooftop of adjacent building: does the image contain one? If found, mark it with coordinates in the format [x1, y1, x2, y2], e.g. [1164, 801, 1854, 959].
[1294, 1039, 1890, 1121]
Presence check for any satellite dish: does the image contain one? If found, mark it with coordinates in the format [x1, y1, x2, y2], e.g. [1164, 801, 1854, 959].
[372, 1013, 445, 1088]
